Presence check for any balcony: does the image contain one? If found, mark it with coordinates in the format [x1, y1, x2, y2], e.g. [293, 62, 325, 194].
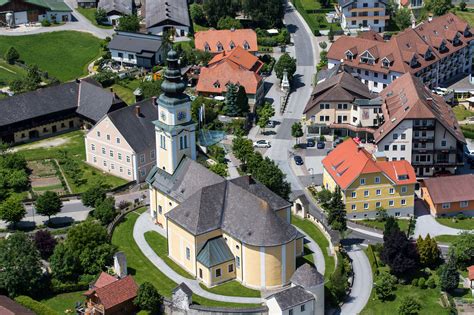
[412, 148, 434, 154]
[413, 124, 435, 130]
[413, 136, 435, 143]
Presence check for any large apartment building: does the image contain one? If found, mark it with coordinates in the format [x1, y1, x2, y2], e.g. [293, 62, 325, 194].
[328, 13, 473, 93]
[336, 0, 389, 32]
[374, 73, 466, 176]
[322, 138, 417, 219]
[304, 71, 381, 138]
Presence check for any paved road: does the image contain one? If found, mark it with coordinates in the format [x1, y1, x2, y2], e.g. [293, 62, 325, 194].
[295, 227, 326, 275]
[0, 0, 113, 39]
[133, 211, 265, 304]
[339, 245, 373, 315]
[0, 190, 148, 229]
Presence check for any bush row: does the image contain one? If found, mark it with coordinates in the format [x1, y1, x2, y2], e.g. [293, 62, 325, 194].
[15, 296, 58, 315]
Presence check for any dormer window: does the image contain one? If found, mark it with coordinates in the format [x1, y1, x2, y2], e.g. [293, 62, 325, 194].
[204, 42, 210, 52]
[453, 33, 461, 46]
[398, 174, 408, 180]
[439, 41, 447, 52]
[360, 50, 376, 65]
[464, 28, 471, 37]
[424, 49, 432, 60]
[213, 81, 220, 88]
[346, 51, 353, 60]
[243, 41, 250, 50]
[216, 42, 224, 52]
[229, 41, 235, 49]
[410, 56, 418, 67]
[381, 58, 390, 68]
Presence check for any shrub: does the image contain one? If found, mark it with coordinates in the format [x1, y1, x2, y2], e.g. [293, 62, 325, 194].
[426, 276, 436, 289]
[14, 296, 57, 315]
[418, 277, 426, 289]
[4, 46, 20, 64]
[411, 278, 418, 286]
[398, 296, 421, 315]
[375, 271, 397, 301]
[41, 19, 51, 27]
[50, 278, 90, 294]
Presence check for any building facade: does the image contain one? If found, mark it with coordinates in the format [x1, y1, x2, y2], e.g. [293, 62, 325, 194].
[97, 0, 133, 26]
[0, 0, 72, 25]
[336, 0, 389, 32]
[146, 50, 305, 290]
[303, 71, 381, 138]
[322, 138, 417, 219]
[328, 13, 474, 93]
[374, 73, 466, 176]
[421, 174, 474, 217]
[85, 100, 157, 183]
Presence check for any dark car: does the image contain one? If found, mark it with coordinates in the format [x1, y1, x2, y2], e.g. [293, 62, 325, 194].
[317, 141, 325, 149]
[293, 155, 304, 165]
[307, 138, 316, 147]
[333, 138, 343, 148]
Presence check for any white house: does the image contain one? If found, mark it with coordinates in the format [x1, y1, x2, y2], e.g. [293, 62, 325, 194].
[108, 31, 164, 68]
[145, 0, 190, 37]
[336, 0, 389, 32]
[97, 0, 133, 26]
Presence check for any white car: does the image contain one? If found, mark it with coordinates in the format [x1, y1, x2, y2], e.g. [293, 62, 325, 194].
[253, 140, 271, 148]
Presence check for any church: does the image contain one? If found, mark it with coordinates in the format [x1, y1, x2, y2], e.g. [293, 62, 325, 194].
[146, 50, 305, 289]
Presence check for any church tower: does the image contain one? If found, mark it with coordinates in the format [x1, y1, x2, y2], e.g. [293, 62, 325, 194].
[153, 50, 196, 175]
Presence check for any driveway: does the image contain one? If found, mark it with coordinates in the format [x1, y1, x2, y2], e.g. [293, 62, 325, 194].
[0, 0, 113, 39]
[339, 245, 373, 315]
[414, 200, 464, 237]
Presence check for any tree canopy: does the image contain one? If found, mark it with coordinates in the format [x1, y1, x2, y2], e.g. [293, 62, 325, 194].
[35, 191, 62, 222]
[416, 234, 440, 268]
[134, 282, 163, 314]
[448, 231, 474, 268]
[117, 14, 140, 32]
[381, 228, 419, 276]
[394, 7, 412, 30]
[439, 253, 459, 292]
[82, 182, 107, 208]
[0, 195, 26, 228]
[291, 122, 304, 144]
[4, 47, 20, 65]
[94, 197, 117, 225]
[424, 0, 452, 16]
[0, 233, 43, 297]
[326, 187, 347, 232]
[224, 84, 249, 117]
[275, 53, 297, 80]
[33, 230, 57, 260]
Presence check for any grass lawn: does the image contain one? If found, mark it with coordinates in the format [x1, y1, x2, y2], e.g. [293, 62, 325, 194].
[456, 11, 474, 27]
[362, 248, 450, 315]
[0, 59, 27, 87]
[144, 231, 194, 279]
[193, 21, 209, 32]
[0, 31, 102, 82]
[111, 83, 136, 105]
[292, 0, 341, 32]
[296, 244, 315, 268]
[434, 235, 460, 244]
[436, 217, 474, 230]
[291, 215, 335, 278]
[76, 7, 113, 29]
[356, 219, 410, 233]
[461, 124, 474, 139]
[15, 131, 127, 193]
[199, 281, 261, 298]
[453, 105, 474, 121]
[112, 209, 262, 308]
[41, 291, 84, 314]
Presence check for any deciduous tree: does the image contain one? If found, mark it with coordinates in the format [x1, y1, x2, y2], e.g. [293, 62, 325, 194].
[134, 282, 163, 314]
[232, 136, 254, 164]
[448, 231, 474, 268]
[374, 271, 396, 301]
[291, 122, 304, 144]
[4, 47, 19, 65]
[82, 183, 107, 208]
[117, 14, 140, 32]
[217, 16, 242, 30]
[424, 0, 452, 16]
[35, 191, 62, 223]
[394, 7, 412, 30]
[33, 230, 57, 260]
[94, 197, 117, 225]
[0, 233, 43, 297]
[275, 53, 297, 80]
[0, 196, 26, 228]
[381, 228, 419, 276]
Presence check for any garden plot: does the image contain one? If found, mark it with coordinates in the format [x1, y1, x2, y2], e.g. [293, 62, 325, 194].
[28, 160, 68, 195]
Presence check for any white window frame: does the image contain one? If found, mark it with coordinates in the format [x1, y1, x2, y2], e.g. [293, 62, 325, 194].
[375, 176, 381, 184]
[389, 200, 394, 207]
[364, 203, 369, 209]
[442, 203, 451, 209]
[389, 188, 395, 194]
[360, 178, 366, 185]
[460, 201, 469, 208]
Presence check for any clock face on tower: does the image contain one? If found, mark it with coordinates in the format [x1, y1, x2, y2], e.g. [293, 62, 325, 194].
[177, 111, 187, 121]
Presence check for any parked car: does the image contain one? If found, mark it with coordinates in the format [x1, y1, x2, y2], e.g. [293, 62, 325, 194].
[253, 140, 271, 148]
[307, 138, 316, 147]
[266, 120, 276, 128]
[293, 155, 304, 165]
[333, 138, 343, 148]
[317, 141, 325, 149]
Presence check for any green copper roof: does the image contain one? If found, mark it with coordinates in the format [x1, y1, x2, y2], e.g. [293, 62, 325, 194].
[197, 237, 234, 268]
[152, 119, 196, 133]
[0, 0, 72, 11]
[158, 49, 189, 107]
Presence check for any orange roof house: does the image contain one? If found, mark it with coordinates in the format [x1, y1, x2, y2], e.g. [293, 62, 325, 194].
[196, 47, 264, 106]
[322, 138, 417, 218]
[83, 272, 138, 315]
[195, 29, 258, 53]
[421, 174, 474, 217]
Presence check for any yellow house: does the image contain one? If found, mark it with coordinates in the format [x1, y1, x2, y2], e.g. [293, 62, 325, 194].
[322, 138, 417, 219]
[146, 50, 304, 290]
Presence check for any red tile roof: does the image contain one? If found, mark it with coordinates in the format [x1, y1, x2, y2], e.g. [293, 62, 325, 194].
[85, 275, 138, 310]
[196, 47, 263, 95]
[195, 29, 258, 53]
[375, 72, 465, 143]
[328, 13, 472, 75]
[322, 138, 416, 190]
[94, 272, 118, 288]
[468, 265, 474, 281]
[423, 174, 474, 204]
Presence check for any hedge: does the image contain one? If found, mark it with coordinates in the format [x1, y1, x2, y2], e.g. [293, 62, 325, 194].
[50, 278, 90, 294]
[367, 244, 379, 276]
[15, 296, 59, 315]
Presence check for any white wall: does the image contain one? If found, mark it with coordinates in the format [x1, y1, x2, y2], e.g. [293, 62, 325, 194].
[377, 119, 413, 162]
[147, 25, 190, 37]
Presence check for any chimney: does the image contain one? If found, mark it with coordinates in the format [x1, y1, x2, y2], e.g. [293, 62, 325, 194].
[412, 19, 416, 29]
[426, 97, 433, 105]
[134, 105, 141, 117]
[152, 96, 157, 105]
[428, 14, 433, 22]
[230, 28, 235, 32]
